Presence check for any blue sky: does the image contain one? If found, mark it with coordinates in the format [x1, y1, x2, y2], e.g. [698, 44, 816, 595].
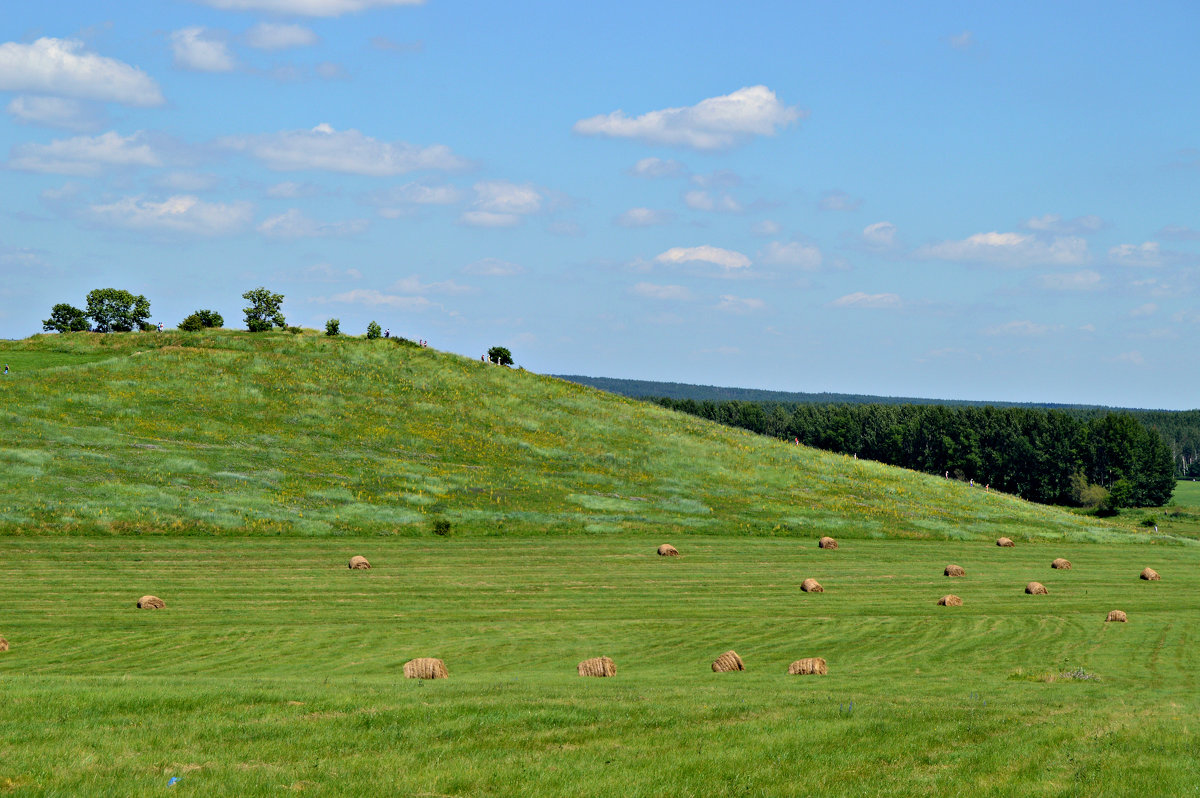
[2, 1, 1198, 408]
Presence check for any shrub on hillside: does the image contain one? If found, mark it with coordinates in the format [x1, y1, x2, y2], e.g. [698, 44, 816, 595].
[366, 321, 381, 340]
[242, 287, 286, 332]
[179, 309, 223, 331]
[487, 346, 513, 366]
[42, 303, 90, 333]
[325, 318, 341, 336]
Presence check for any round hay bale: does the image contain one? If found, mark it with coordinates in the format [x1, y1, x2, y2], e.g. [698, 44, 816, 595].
[136, 595, 165, 609]
[1140, 567, 1160, 581]
[656, 544, 679, 557]
[1051, 558, 1072, 570]
[937, 594, 963, 606]
[0, 637, 8, 652]
[1105, 610, 1127, 623]
[788, 657, 827, 675]
[996, 537, 1015, 547]
[818, 536, 838, 549]
[800, 578, 823, 593]
[403, 657, 449, 679]
[577, 656, 617, 677]
[712, 650, 744, 672]
[348, 555, 371, 570]
[944, 564, 965, 577]
[1025, 582, 1048, 595]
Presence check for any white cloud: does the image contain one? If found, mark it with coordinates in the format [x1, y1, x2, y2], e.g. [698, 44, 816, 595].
[629, 157, 686, 178]
[655, 245, 750, 271]
[220, 123, 466, 175]
[759, 241, 823, 270]
[819, 190, 861, 212]
[0, 38, 163, 106]
[195, 0, 424, 15]
[949, 31, 975, 50]
[830, 292, 901, 309]
[752, 220, 781, 236]
[368, 182, 460, 217]
[861, 221, 897, 248]
[9, 130, 161, 176]
[684, 190, 741, 213]
[631, 282, 692, 301]
[916, 231, 1088, 266]
[319, 289, 434, 310]
[459, 181, 542, 227]
[1023, 213, 1104, 235]
[462, 257, 524, 276]
[574, 85, 803, 150]
[716, 294, 765, 313]
[171, 27, 236, 72]
[616, 207, 673, 227]
[88, 195, 253, 235]
[6, 96, 99, 131]
[1109, 241, 1163, 267]
[301, 263, 362, 281]
[1130, 303, 1158, 318]
[1038, 270, 1102, 291]
[389, 275, 473, 295]
[257, 208, 368, 237]
[245, 23, 318, 50]
[984, 320, 1054, 336]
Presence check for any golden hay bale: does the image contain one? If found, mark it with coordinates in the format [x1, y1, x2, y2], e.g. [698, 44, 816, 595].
[788, 657, 827, 675]
[944, 564, 965, 577]
[1025, 582, 1048, 595]
[577, 656, 617, 677]
[1051, 558, 1072, 570]
[712, 651, 744, 672]
[348, 555, 371, 570]
[0, 637, 8, 652]
[403, 658, 449, 679]
[937, 594, 963, 606]
[1140, 567, 1160, 581]
[1105, 610, 1127, 623]
[800, 578, 824, 593]
[136, 595, 165, 609]
[996, 537, 1015, 547]
[818, 536, 838, 549]
[657, 544, 679, 557]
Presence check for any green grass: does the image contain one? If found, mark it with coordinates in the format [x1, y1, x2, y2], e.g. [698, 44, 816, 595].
[1, 535, 1196, 796]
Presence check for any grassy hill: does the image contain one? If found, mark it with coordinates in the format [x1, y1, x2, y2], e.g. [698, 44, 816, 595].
[0, 329, 1150, 543]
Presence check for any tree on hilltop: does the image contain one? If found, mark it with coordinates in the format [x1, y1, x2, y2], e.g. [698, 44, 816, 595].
[85, 288, 152, 333]
[242, 287, 286, 332]
[179, 309, 224, 331]
[42, 303, 90, 333]
[487, 346, 513, 366]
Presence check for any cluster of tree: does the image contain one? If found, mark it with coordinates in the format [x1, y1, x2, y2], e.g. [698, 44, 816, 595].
[653, 399, 1176, 509]
[43, 288, 152, 333]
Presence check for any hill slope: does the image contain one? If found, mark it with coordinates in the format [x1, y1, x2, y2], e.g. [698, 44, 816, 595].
[0, 330, 1148, 542]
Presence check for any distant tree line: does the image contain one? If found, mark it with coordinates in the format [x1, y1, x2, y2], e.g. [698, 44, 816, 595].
[652, 399, 1176, 509]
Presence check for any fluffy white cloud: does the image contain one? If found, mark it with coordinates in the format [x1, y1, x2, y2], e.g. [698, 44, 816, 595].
[257, 208, 368, 237]
[6, 96, 99, 131]
[0, 38, 163, 106]
[759, 241, 822, 270]
[574, 85, 802, 150]
[9, 130, 161, 176]
[194, 0, 424, 15]
[220, 123, 466, 175]
[1038, 270, 1102, 291]
[631, 282, 692, 300]
[245, 23, 318, 50]
[318, 289, 434, 310]
[1023, 213, 1104, 235]
[89, 195, 253, 235]
[368, 182, 460, 217]
[861, 221, 897, 248]
[616, 207, 673, 227]
[984, 320, 1054, 336]
[1108, 241, 1163, 267]
[716, 294, 765, 313]
[819, 190, 861, 212]
[655, 245, 750, 270]
[629, 157, 685, 178]
[459, 181, 541, 227]
[830, 292, 901, 309]
[916, 231, 1087, 266]
[389, 275, 473, 295]
[462, 257, 524, 276]
[684, 190, 740, 213]
[171, 28, 236, 72]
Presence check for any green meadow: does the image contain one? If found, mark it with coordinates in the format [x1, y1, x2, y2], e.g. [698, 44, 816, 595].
[1, 331, 1197, 796]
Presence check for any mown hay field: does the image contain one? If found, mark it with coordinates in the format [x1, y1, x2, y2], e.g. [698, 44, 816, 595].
[2, 534, 1197, 796]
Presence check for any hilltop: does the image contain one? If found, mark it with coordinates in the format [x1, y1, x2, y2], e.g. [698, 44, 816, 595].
[0, 329, 1149, 542]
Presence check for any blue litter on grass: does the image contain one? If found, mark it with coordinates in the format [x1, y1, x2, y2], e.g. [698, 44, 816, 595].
[168, 776, 179, 786]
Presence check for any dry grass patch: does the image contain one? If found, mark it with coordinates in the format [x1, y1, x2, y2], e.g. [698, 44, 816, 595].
[0, 636, 8, 652]
[712, 651, 744, 672]
[577, 656, 616, 677]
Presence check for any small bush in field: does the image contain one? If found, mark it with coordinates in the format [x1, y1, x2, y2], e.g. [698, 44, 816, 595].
[432, 518, 451, 536]
[179, 309, 224, 331]
[366, 321, 382, 340]
[325, 318, 340, 336]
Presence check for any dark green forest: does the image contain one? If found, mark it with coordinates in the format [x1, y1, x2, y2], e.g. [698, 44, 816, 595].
[652, 399, 1177, 509]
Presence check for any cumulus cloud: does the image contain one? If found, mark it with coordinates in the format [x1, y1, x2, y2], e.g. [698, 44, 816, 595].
[574, 85, 803, 150]
[984, 320, 1054, 336]
[759, 241, 822, 270]
[9, 130, 161, 176]
[0, 38, 164, 106]
[631, 282, 692, 300]
[819, 190, 861, 212]
[616, 207, 673, 227]
[1038, 270, 1102, 291]
[6, 96, 100, 131]
[861, 221, 897, 248]
[916, 231, 1088, 266]
[1023, 213, 1104, 235]
[88, 194, 253, 235]
[655, 245, 750, 270]
[194, 0, 424, 15]
[171, 27, 236, 72]
[257, 208, 368, 237]
[716, 294, 765, 313]
[459, 180, 542, 227]
[317, 288, 434, 310]
[220, 123, 466, 175]
[830, 292, 901, 309]
[629, 157, 686, 178]
[684, 190, 741, 213]
[245, 23, 318, 50]
[462, 257, 524, 276]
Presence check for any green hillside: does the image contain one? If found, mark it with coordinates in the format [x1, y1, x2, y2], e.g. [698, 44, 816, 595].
[0, 329, 1156, 543]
